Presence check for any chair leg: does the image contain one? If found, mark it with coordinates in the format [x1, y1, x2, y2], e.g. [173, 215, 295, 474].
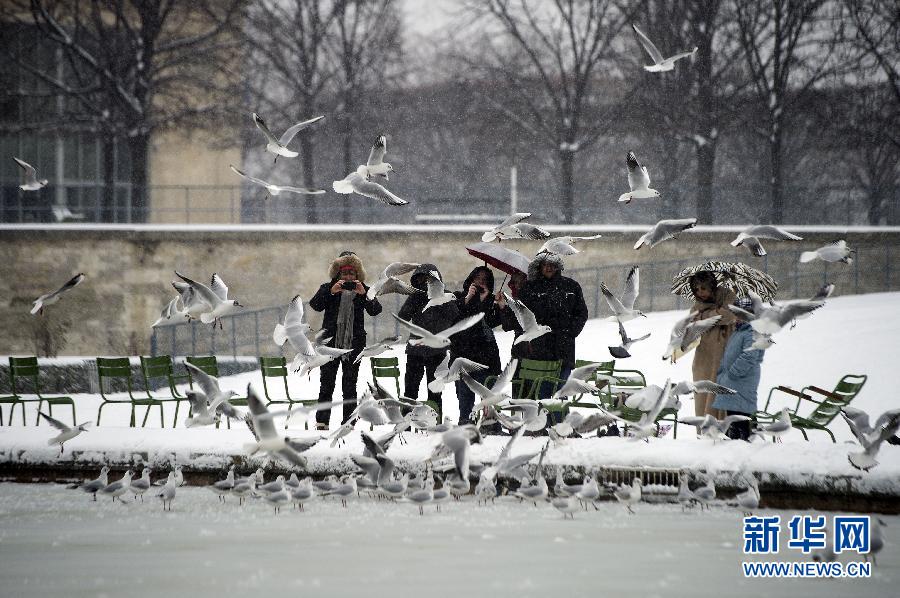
[825, 428, 835, 443]
[35, 400, 45, 425]
[141, 405, 152, 427]
[160, 404, 165, 428]
[284, 404, 293, 430]
[71, 402, 76, 426]
[799, 428, 809, 441]
[19, 402, 26, 426]
[97, 402, 107, 427]
[172, 401, 181, 428]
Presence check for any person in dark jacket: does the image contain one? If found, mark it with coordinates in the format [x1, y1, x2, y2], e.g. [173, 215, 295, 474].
[451, 266, 502, 424]
[309, 251, 382, 429]
[398, 263, 459, 419]
[517, 252, 589, 399]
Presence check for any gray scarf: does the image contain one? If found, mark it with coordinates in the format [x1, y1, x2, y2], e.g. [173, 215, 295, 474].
[335, 290, 356, 358]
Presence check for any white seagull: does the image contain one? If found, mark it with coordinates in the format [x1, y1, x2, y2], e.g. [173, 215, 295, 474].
[13, 156, 48, 190]
[614, 478, 642, 513]
[31, 273, 85, 316]
[423, 271, 456, 311]
[551, 362, 607, 400]
[633, 218, 697, 249]
[631, 24, 698, 72]
[393, 312, 485, 349]
[481, 212, 549, 242]
[354, 335, 403, 364]
[730, 225, 802, 256]
[600, 266, 644, 323]
[183, 362, 244, 422]
[333, 165, 408, 206]
[609, 320, 651, 358]
[175, 271, 244, 326]
[663, 313, 722, 361]
[151, 296, 187, 327]
[800, 240, 854, 264]
[538, 235, 603, 256]
[428, 355, 488, 393]
[252, 112, 324, 160]
[39, 412, 91, 455]
[366, 262, 421, 300]
[230, 165, 325, 197]
[363, 134, 394, 180]
[728, 291, 825, 335]
[841, 406, 900, 471]
[464, 359, 518, 410]
[503, 292, 552, 345]
[618, 151, 660, 203]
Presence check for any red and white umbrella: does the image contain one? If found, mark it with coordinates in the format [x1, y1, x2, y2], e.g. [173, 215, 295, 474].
[466, 242, 531, 276]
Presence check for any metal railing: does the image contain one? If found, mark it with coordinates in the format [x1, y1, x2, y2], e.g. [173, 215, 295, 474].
[150, 243, 897, 359]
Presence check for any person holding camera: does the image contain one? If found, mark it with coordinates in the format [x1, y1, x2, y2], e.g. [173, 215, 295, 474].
[309, 251, 382, 430]
[451, 266, 502, 425]
[398, 263, 459, 419]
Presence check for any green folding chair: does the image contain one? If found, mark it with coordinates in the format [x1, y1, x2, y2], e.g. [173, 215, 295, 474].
[259, 356, 317, 429]
[8, 356, 76, 426]
[96, 357, 167, 427]
[370, 356, 403, 397]
[185, 355, 248, 429]
[140, 355, 192, 427]
[756, 374, 867, 442]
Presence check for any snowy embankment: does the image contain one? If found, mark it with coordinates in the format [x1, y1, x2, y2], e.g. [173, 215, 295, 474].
[1, 293, 898, 496]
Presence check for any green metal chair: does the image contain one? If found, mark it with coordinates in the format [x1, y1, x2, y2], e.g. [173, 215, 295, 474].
[8, 356, 76, 426]
[259, 356, 316, 429]
[370, 356, 403, 397]
[96, 357, 167, 427]
[567, 359, 616, 409]
[140, 355, 192, 427]
[185, 355, 248, 429]
[756, 374, 867, 442]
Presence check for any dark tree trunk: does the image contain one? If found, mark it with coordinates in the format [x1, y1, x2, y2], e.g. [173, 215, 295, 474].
[128, 133, 150, 223]
[769, 120, 784, 223]
[696, 140, 716, 223]
[559, 149, 575, 224]
[868, 188, 883, 225]
[301, 134, 317, 224]
[341, 107, 354, 224]
[100, 136, 116, 223]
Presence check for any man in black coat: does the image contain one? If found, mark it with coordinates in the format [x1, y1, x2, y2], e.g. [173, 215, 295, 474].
[517, 252, 588, 399]
[451, 265, 502, 424]
[309, 251, 382, 429]
[398, 263, 459, 419]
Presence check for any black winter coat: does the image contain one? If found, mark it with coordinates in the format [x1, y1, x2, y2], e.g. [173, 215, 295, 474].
[517, 272, 588, 369]
[309, 282, 382, 349]
[398, 264, 460, 357]
[450, 267, 502, 374]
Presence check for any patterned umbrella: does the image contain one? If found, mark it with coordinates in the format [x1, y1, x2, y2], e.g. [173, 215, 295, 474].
[671, 261, 778, 301]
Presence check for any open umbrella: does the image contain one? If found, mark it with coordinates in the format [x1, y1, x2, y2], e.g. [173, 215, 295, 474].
[466, 242, 531, 276]
[671, 260, 778, 301]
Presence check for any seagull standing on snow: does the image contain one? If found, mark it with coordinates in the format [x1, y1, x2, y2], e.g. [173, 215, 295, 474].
[730, 225, 802, 256]
[618, 151, 660, 203]
[252, 112, 324, 161]
[631, 24, 698, 72]
[614, 478, 642, 514]
[333, 165, 408, 206]
[39, 412, 90, 455]
[31, 273, 84, 315]
[230, 165, 325, 197]
[481, 212, 550, 242]
[600, 266, 644, 323]
[13, 157, 48, 190]
[800, 240, 854, 264]
[633, 218, 697, 249]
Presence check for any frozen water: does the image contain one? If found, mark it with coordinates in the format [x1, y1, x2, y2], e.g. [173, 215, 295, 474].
[0, 482, 895, 597]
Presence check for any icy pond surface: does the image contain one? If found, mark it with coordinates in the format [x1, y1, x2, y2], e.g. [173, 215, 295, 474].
[0, 483, 895, 598]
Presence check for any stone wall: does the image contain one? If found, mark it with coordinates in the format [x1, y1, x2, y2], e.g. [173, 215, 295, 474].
[1, 225, 897, 356]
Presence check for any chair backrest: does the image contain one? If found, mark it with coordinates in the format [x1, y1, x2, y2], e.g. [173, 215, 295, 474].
[370, 356, 402, 396]
[514, 359, 562, 400]
[806, 374, 867, 425]
[185, 355, 219, 377]
[141, 355, 174, 378]
[96, 357, 134, 398]
[8, 356, 40, 395]
[572, 359, 616, 403]
[259, 356, 291, 400]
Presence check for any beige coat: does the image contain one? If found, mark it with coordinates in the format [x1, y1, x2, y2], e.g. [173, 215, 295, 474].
[690, 287, 737, 417]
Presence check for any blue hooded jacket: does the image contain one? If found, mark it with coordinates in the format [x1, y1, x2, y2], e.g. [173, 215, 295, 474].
[712, 322, 765, 414]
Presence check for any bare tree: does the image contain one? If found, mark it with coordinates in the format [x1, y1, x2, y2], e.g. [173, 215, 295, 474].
[455, 0, 641, 224]
[243, 0, 344, 224]
[734, 0, 842, 223]
[331, 0, 404, 222]
[844, 0, 900, 106]
[2, 0, 242, 222]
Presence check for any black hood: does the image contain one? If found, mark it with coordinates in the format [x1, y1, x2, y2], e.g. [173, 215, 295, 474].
[527, 252, 565, 282]
[462, 266, 495, 293]
[411, 263, 441, 290]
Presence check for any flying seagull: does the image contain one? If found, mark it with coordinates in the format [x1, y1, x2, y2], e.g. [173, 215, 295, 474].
[482, 212, 549, 242]
[393, 312, 485, 349]
[600, 266, 644, 323]
[663, 313, 722, 361]
[252, 112, 324, 161]
[174, 271, 243, 326]
[800, 240, 854, 264]
[230, 165, 325, 198]
[618, 151, 660, 203]
[609, 320, 651, 359]
[363, 134, 394, 181]
[538, 235, 603, 256]
[31, 273, 85, 315]
[39, 412, 91, 455]
[633, 218, 697, 249]
[366, 262, 422, 300]
[13, 157, 48, 191]
[731, 225, 802, 257]
[503, 292, 552, 345]
[333, 166, 408, 206]
[728, 291, 825, 335]
[631, 24, 698, 72]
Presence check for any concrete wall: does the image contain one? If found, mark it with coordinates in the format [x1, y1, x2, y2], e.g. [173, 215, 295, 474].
[1, 225, 898, 356]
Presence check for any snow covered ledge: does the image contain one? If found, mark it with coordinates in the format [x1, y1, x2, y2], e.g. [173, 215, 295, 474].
[1, 426, 897, 513]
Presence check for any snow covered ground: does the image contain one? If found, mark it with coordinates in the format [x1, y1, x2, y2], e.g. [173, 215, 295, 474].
[0, 483, 895, 598]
